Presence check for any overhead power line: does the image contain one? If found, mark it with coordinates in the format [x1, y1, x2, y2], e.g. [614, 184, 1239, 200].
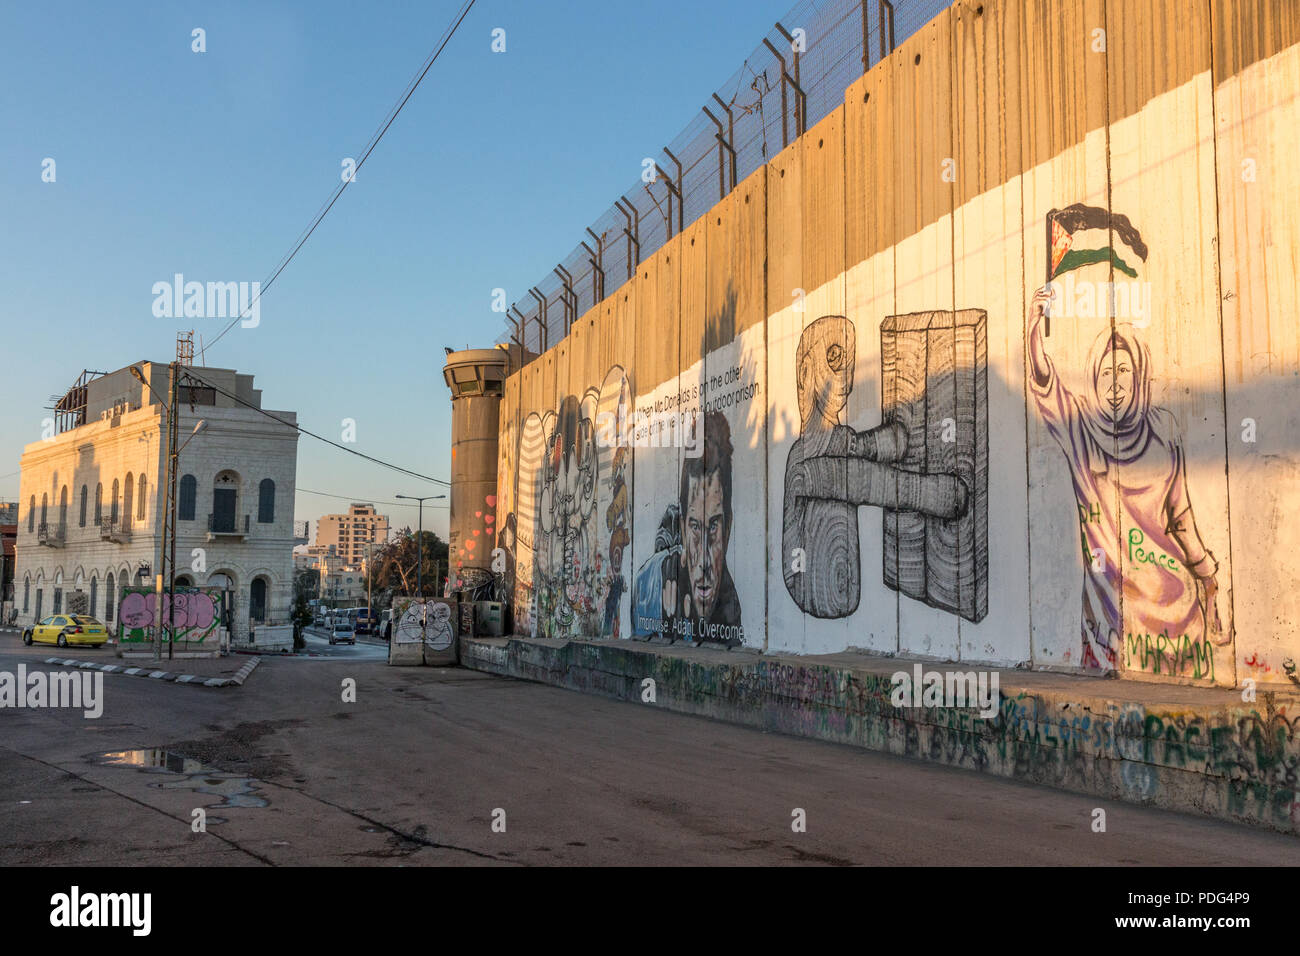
[204, 0, 477, 354]
[183, 370, 448, 487]
[297, 487, 448, 508]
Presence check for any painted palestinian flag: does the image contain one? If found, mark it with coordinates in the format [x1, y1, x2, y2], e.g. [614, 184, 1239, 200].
[1046, 204, 1148, 280]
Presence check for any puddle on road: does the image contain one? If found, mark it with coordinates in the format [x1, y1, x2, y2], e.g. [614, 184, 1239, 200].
[96, 748, 269, 809]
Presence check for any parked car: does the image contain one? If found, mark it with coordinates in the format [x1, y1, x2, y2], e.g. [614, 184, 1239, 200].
[328, 620, 356, 646]
[23, 614, 109, 648]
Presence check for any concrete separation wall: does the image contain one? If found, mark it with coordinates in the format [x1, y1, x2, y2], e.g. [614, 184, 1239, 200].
[462, 635, 1300, 835]
[492, 0, 1300, 690]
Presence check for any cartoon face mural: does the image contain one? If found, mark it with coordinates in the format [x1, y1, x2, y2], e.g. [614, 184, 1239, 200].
[516, 366, 631, 640]
[1029, 204, 1226, 680]
[539, 394, 599, 627]
[797, 315, 855, 427]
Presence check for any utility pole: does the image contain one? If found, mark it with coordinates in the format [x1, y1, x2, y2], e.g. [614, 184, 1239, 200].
[135, 364, 171, 663]
[166, 360, 180, 659]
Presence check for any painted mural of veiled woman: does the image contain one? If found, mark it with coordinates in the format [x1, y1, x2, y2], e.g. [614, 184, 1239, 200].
[1027, 287, 1225, 673]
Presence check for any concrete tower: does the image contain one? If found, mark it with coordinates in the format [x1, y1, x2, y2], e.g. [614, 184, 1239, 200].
[442, 346, 514, 598]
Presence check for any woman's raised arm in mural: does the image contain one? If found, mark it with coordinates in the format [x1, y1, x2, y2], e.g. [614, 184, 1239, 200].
[1027, 285, 1055, 390]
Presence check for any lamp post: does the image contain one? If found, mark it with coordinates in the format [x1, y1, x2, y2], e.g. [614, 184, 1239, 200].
[394, 494, 445, 599]
[394, 494, 445, 637]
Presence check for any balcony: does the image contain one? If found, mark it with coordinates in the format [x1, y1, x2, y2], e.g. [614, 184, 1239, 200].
[95, 516, 132, 543]
[207, 513, 250, 541]
[36, 522, 66, 548]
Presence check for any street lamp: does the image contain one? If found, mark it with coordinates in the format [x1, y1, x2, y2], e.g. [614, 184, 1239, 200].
[394, 494, 446, 601]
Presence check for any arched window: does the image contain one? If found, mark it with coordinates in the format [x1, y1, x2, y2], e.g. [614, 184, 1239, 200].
[105, 573, 115, 623]
[123, 475, 134, 528]
[137, 475, 146, 520]
[258, 479, 275, 523]
[23, 577, 30, 613]
[179, 475, 197, 521]
[90, 576, 98, 617]
[58, 486, 68, 528]
[250, 577, 268, 622]
[212, 471, 240, 533]
[94, 483, 103, 523]
[27, 496, 35, 533]
[40, 493, 48, 526]
[110, 479, 119, 522]
[79, 485, 88, 527]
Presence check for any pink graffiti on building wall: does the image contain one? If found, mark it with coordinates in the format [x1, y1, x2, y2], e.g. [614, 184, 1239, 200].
[118, 590, 217, 631]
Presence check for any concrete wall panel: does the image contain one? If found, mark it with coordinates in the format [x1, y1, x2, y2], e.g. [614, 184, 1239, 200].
[1214, 12, 1300, 687]
[488, 0, 1300, 686]
[951, 0, 1029, 664]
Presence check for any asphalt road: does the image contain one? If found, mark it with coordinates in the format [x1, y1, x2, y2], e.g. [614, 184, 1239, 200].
[2, 632, 1298, 866]
[300, 626, 388, 661]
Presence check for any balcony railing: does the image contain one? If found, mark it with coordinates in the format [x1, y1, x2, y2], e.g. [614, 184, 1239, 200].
[207, 513, 250, 540]
[36, 522, 66, 547]
[95, 515, 132, 542]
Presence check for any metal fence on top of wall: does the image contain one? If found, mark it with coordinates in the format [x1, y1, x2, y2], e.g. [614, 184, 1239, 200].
[495, 0, 954, 359]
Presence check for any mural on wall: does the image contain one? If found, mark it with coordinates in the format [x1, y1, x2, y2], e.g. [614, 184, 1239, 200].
[1029, 204, 1226, 680]
[452, 492, 498, 599]
[117, 587, 221, 643]
[781, 314, 988, 623]
[392, 597, 455, 650]
[514, 366, 631, 639]
[633, 411, 744, 647]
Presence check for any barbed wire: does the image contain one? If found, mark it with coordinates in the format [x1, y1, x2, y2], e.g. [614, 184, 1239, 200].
[496, 0, 952, 355]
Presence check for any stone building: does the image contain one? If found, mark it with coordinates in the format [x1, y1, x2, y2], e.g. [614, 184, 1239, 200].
[13, 361, 298, 647]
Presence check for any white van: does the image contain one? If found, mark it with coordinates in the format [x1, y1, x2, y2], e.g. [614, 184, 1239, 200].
[329, 619, 356, 646]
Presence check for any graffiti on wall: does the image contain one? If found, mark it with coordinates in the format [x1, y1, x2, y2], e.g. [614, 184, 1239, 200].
[633, 411, 745, 647]
[781, 313, 988, 622]
[1029, 204, 1227, 680]
[514, 367, 632, 639]
[117, 587, 221, 643]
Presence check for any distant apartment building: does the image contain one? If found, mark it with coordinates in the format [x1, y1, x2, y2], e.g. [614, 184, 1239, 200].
[0, 503, 17, 611]
[318, 552, 367, 605]
[14, 362, 299, 645]
[316, 503, 388, 568]
[1, 522, 16, 616]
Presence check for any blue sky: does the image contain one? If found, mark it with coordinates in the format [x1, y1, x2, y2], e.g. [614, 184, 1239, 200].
[0, 0, 790, 538]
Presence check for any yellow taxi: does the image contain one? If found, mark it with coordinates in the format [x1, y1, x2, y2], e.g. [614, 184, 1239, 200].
[22, 615, 110, 648]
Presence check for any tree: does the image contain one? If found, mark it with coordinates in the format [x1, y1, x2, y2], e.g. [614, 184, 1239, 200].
[367, 527, 449, 599]
[292, 565, 319, 605]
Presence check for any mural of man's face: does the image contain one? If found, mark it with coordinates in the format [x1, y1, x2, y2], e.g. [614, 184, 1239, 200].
[1098, 346, 1135, 419]
[683, 469, 728, 620]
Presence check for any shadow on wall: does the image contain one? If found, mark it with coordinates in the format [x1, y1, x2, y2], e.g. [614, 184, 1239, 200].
[497, 272, 1297, 690]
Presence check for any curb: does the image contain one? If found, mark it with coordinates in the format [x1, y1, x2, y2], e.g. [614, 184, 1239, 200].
[461, 636, 1300, 836]
[42, 656, 261, 688]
